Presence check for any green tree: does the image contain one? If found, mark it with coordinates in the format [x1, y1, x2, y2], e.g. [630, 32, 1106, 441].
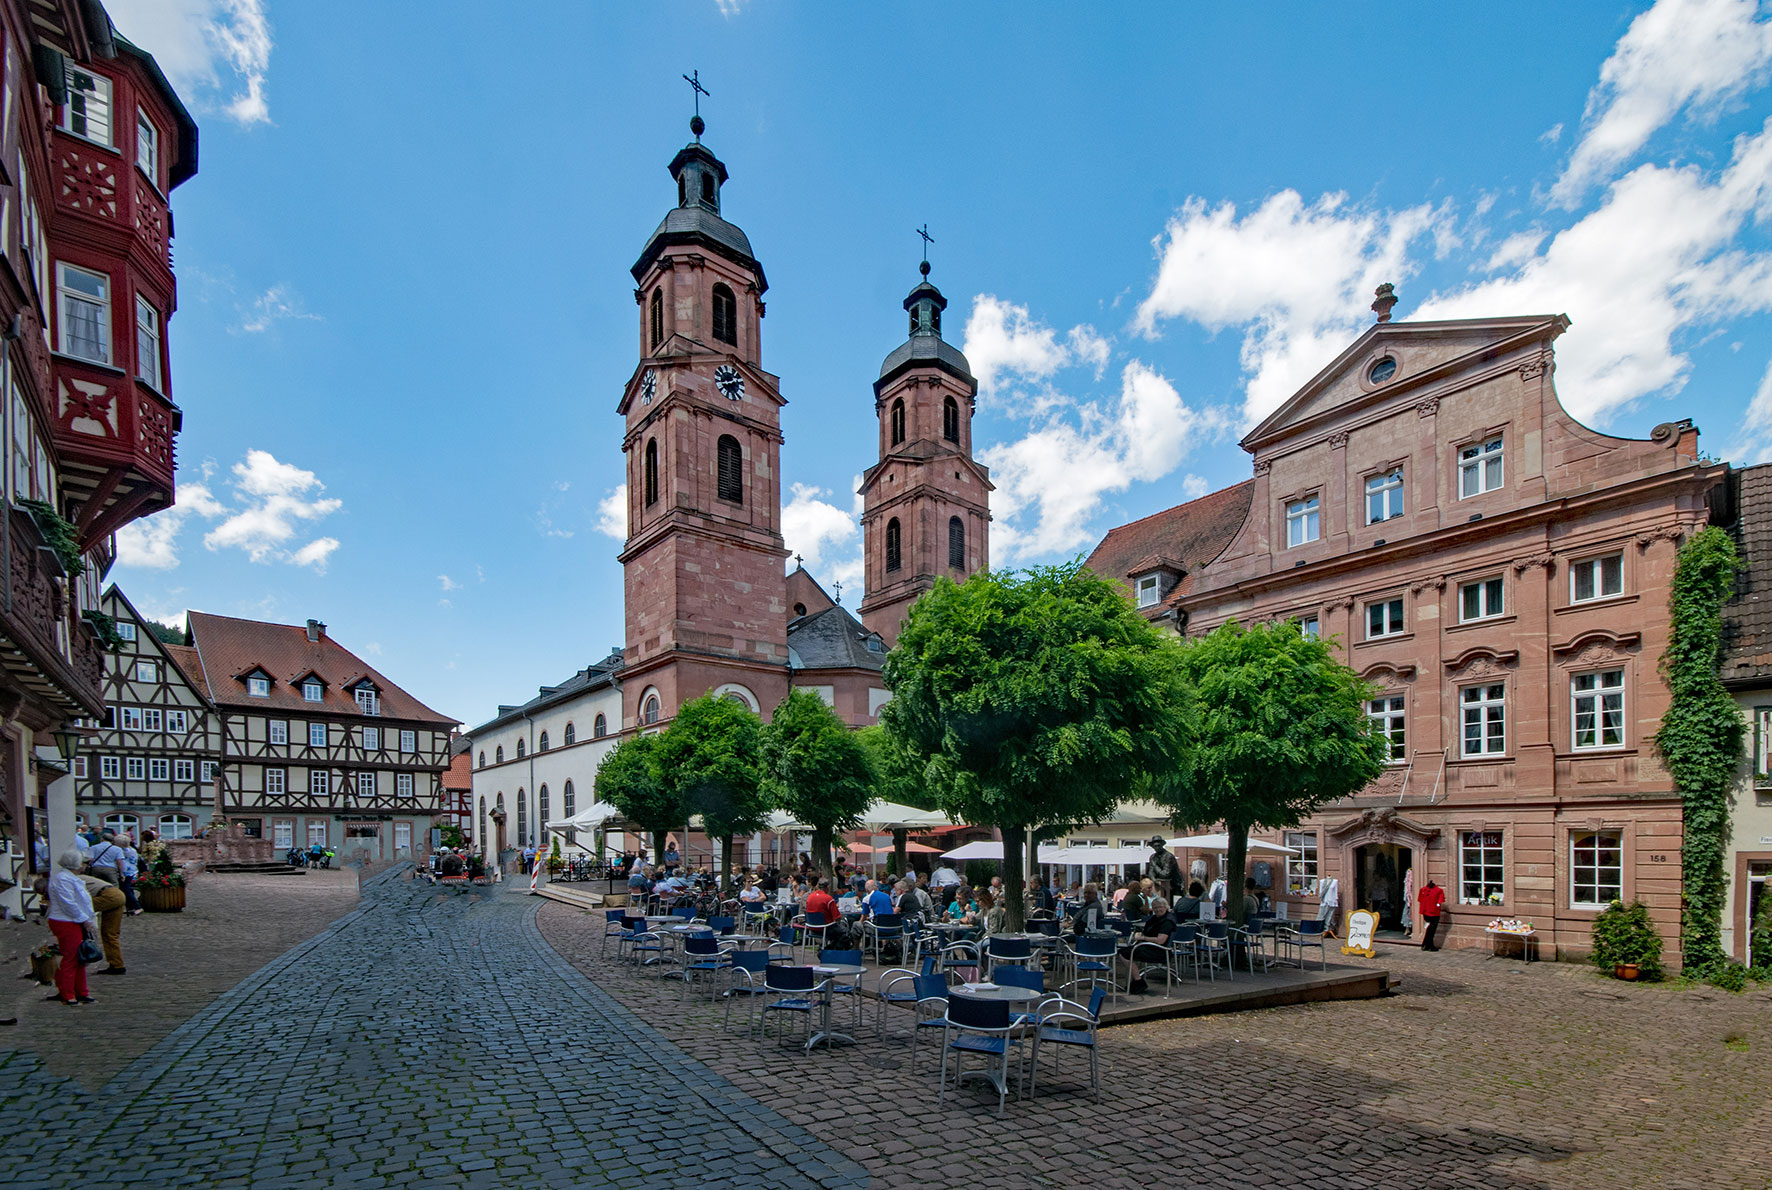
[762, 690, 874, 877]
[1153, 619, 1387, 926]
[857, 722, 935, 874]
[655, 693, 767, 892]
[594, 733, 678, 861]
[881, 562, 1187, 930]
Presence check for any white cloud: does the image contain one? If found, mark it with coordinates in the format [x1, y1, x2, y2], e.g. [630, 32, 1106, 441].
[1726, 357, 1772, 465]
[203, 450, 343, 568]
[963, 297, 1116, 401]
[1181, 474, 1210, 501]
[1540, 123, 1565, 145]
[782, 482, 862, 593]
[105, 0, 274, 127]
[1485, 230, 1548, 272]
[1067, 325, 1112, 378]
[437, 574, 460, 592]
[236, 284, 319, 334]
[284, 537, 337, 570]
[114, 480, 224, 569]
[1135, 191, 1447, 425]
[595, 484, 627, 540]
[1551, 0, 1772, 207]
[979, 360, 1230, 561]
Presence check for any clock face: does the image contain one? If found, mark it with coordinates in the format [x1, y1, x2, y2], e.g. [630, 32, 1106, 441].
[640, 370, 657, 405]
[714, 364, 745, 401]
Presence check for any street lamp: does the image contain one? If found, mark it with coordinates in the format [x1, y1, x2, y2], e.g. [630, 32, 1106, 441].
[51, 725, 81, 761]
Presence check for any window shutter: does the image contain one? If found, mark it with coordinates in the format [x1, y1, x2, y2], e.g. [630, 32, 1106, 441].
[949, 517, 964, 568]
[717, 435, 743, 504]
[886, 518, 901, 572]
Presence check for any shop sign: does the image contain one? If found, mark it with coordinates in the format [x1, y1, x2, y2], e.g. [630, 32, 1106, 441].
[1341, 909, 1378, 958]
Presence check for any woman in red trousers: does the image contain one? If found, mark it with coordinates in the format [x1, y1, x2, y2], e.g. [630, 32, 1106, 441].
[45, 849, 96, 1005]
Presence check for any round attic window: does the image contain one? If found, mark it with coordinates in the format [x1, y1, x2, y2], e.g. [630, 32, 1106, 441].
[1368, 356, 1398, 384]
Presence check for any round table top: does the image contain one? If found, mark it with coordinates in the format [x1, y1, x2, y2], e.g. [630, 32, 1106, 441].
[659, 923, 713, 934]
[931, 921, 975, 932]
[809, 963, 867, 978]
[726, 934, 776, 948]
[951, 983, 1042, 1003]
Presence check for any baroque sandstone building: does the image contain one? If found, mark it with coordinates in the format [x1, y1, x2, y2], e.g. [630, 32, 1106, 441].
[1089, 293, 1728, 963]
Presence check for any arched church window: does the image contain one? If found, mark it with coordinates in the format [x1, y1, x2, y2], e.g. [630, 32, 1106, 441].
[701, 172, 716, 206]
[793, 602, 807, 618]
[516, 738, 526, 759]
[538, 731, 549, 753]
[478, 751, 485, 768]
[649, 289, 663, 350]
[495, 745, 504, 764]
[563, 780, 576, 819]
[891, 399, 905, 446]
[539, 785, 549, 837]
[886, 517, 902, 572]
[717, 435, 743, 504]
[644, 438, 659, 506]
[943, 397, 959, 443]
[712, 284, 737, 346]
[517, 787, 527, 845]
[593, 713, 608, 738]
[563, 722, 575, 746]
[642, 695, 661, 726]
[949, 516, 965, 569]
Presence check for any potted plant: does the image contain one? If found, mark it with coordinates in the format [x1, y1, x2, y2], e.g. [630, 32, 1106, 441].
[137, 847, 187, 912]
[1589, 899, 1662, 981]
[546, 836, 564, 875]
[19, 499, 85, 577]
[81, 609, 128, 652]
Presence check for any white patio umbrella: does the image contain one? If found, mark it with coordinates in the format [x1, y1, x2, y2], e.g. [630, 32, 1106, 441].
[858, 801, 953, 830]
[550, 802, 622, 834]
[1041, 845, 1154, 865]
[940, 840, 1065, 863]
[1166, 833, 1298, 854]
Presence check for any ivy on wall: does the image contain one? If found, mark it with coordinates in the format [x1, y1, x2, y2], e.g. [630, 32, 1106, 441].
[1652, 526, 1742, 974]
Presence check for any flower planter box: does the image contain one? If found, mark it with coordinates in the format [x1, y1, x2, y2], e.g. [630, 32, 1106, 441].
[1614, 962, 1640, 981]
[139, 884, 186, 913]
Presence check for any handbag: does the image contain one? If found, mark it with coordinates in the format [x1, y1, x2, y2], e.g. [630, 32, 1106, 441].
[75, 937, 103, 965]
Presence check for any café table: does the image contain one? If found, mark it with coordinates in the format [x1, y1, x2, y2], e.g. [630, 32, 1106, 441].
[805, 963, 868, 1051]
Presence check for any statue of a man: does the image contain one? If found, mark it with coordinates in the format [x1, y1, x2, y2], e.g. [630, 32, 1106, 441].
[1146, 836, 1181, 900]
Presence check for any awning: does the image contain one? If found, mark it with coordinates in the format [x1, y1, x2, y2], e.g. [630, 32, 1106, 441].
[1166, 833, 1299, 855]
[844, 840, 941, 855]
[857, 801, 953, 830]
[940, 841, 1065, 863]
[549, 803, 621, 834]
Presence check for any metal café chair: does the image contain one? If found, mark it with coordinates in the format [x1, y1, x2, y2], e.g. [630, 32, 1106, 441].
[1228, 922, 1272, 975]
[1064, 934, 1118, 1005]
[706, 914, 738, 937]
[599, 909, 628, 960]
[992, 966, 1047, 1028]
[1166, 922, 1206, 989]
[877, 957, 942, 1038]
[723, 950, 774, 1033]
[906, 974, 951, 1073]
[1196, 921, 1236, 980]
[756, 965, 825, 1047]
[1026, 988, 1107, 1103]
[680, 934, 734, 1003]
[817, 948, 866, 1030]
[940, 940, 981, 985]
[797, 910, 833, 954]
[939, 993, 1024, 1116]
[985, 935, 1033, 980]
[864, 913, 904, 964]
[1292, 918, 1329, 970]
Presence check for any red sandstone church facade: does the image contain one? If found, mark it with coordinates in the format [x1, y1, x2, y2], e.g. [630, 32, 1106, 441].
[1089, 295, 1728, 963]
[612, 117, 987, 731]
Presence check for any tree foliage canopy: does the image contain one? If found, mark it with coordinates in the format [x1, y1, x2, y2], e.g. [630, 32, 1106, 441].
[762, 689, 875, 872]
[856, 723, 932, 811]
[654, 693, 768, 844]
[594, 732, 677, 855]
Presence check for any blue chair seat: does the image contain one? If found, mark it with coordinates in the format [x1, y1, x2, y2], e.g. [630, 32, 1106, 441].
[1038, 1025, 1094, 1047]
[949, 1034, 1010, 1056]
[770, 996, 815, 1011]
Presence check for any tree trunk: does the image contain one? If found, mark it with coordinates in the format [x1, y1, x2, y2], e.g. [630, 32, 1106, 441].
[811, 826, 833, 879]
[651, 829, 668, 863]
[1002, 824, 1027, 932]
[1226, 819, 1250, 927]
[719, 835, 735, 894]
[893, 828, 908, 878]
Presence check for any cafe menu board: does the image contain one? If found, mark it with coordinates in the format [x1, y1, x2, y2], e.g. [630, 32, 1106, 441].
[1341, 909, 1378, 958]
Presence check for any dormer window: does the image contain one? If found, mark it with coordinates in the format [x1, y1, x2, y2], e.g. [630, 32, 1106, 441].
[302, 680, 323, 702]
[1136, 575, 1159, 608]
[247, 677, 270, 698]
[354, 687, 380, 716]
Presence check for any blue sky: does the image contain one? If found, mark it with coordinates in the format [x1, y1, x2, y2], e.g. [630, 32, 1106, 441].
[102, 0, 1772, 728]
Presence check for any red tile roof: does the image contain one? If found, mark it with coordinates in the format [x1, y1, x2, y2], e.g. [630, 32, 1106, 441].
[1084, 480, 1254, 610]
[162, 644, 211, 700]
[186, 611, 456, 724]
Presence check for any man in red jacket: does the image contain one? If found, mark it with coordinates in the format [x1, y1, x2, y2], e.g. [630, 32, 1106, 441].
[803, 878, 838, 927]
[1418, 879, 1447, 951]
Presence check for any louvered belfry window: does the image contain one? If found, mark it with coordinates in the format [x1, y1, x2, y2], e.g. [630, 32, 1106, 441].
[644, 439, 659, 506]
[949, 516, 965, 568]
[712, 284, 737, 345]
[943, 397, 959, 443]
[885, 518, 902, 572]
[717, 435, 743, 504]
[649, 289, 664, 349]
[891, 399, 906, 446]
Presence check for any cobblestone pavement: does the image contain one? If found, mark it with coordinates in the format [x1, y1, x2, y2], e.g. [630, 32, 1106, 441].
[1, 867, 360, 1087]
[0, 871, 865, 1189]
[541, 904, 1772, 1190]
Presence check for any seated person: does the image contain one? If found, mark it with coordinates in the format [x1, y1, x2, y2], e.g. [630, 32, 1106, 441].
[1110, 882, 1130, 909]
[738, 878, 765, 905]
[976, 890, 1006, 937]
[628, 863, 653, 895]
[1173, 880, 1206, 921]
[836, 887, 863, 915]
[802, 878, 838, 924]
[1070, 883, 1109, 935]
[1126, 897, 1176, 994]
[1121, 883, 1149, 923]
[862, 879, 894, 918]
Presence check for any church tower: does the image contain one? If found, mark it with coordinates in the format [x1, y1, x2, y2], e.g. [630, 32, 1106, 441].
[617, 109, 790, 728]
[858, 259, 992, 646]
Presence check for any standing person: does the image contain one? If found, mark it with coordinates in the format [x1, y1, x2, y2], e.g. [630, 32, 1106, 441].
[86, 832, 124, 886]
[44, 851, 95, 1006]
[117, 834, 142, 915]
[1418, 879, 1447, 951]
[1400, 867, 1416, 934]
[1318, 876, 1341, 939]
[1145, 837, 1181, 901]
[82, 874, 127, 976]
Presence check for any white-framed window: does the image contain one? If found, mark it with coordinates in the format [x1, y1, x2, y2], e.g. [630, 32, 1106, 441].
[1571, 554, 1624, 603]
[247, 676, 270, 698]
[355, 687, 380, 716]
[362, 726, 380, 752]
[397, 772, 414, 798]
[174, 758, 194, 782]
[1459, 577, 1504, 622]
[61, 64, 113, 146]
[159, 813, 194, 840]
[273, 819, 294, 850]
[143, 708, 162, 731]
[125, 756, 145, 779]
[269, 719, 288, 745]
[1365, 468, 1404, 524]
[115, 621, 137, 642]
[311, 769, 330, 797]
[166, 709, 187, 733]
[73, 756, 87, 778]
[1459, 830, 1505, 905]
[1365, 598, 1405, 639]
[1300, 615, 1320, 640]
[1461, 683, 1507, 757]
[100, 756, 119, 779]
[1135, 576, 1159, 608]
[1755, 706, 1772, 789]
[200, 761, 215, 784]
[1570, 830, 1624, 908]
[1572, 669, 1626, 750]
[307, 820, 327, 847]
[1368, 695, 1406, 762]
[400, 729, 416, 753]
[121, 707, 143, 731]
[357, 771, 377, 797]
[103, 813, 138, 836]
[136, 107, 159, 181]
[266, 767, 286, 795]
[394, 821, 412, 852]
[1458, 436, 1504, 498]
[1285, 830, 1318, 895]
[302, 680, 323, 702]
[149, 758, 169, 781]
[56, 262, 110, 363]
[1285, 495, 1320, 548]
[135, 295, 162, 390]
[309, 722, 327, 748]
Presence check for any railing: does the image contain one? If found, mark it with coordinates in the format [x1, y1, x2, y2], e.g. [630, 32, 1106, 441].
[0, 503, 104, 713]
